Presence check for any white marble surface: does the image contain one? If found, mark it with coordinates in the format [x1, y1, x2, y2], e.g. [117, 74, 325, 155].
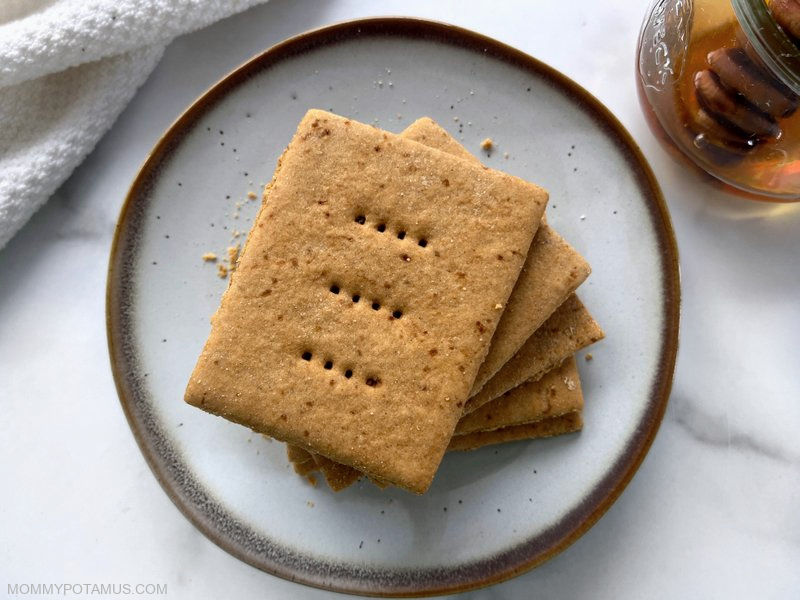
[1, 0, 798, 598]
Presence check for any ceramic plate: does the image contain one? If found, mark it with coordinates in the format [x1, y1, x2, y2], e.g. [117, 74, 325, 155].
[107, 18, 679, 597]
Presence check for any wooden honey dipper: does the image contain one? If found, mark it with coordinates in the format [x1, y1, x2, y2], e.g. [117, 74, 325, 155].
[694, 0, 800, 151]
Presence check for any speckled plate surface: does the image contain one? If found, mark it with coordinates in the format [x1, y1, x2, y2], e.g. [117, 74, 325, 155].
[107, 18, 679, 597]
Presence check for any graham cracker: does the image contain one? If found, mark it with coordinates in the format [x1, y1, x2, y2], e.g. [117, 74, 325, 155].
[283, 120, 595, 491]
[447, 411, 583, 451]
[288, 410, 584, 489]
[286, 445, 317, 476]
[455, 356, 583, 435]
[185, 110, 547, 493]
[464, 294, 603, 414]
[285, 447, 368, 490]
[310, 453, 361, 492]
[286, 355, 584, 490]
[401, 118, 591, 393]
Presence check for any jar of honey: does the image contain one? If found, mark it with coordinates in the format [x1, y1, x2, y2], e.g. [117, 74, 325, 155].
[637, 0, 800, 200]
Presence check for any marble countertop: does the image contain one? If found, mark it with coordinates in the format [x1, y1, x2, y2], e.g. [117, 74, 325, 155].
[1, 0, 799, 598]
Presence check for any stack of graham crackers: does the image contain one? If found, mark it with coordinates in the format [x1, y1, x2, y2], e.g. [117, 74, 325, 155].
[185, 109, 603, 494]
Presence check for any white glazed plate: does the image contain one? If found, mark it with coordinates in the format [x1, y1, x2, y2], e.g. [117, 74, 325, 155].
[107, 18, 680, 597]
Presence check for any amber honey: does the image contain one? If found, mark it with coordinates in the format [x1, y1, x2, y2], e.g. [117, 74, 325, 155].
[638, 0, 800, 200]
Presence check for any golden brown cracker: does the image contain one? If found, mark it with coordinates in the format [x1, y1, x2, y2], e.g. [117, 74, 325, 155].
[290, 408, 583, 490]
[465, 294, 603, 414]
[448, 411, 583, 451]
[286, 445, 318, 477]
[285, 120, 594, 491]
[286, 356, 584, 490]
[310, 453, 361, 492]
[288, 357, 584, 483]
[470, 226, 590, 393]
[401, 118, 591, 393]
[455, 356, 583, 435]
[185, 110, 547, 493]
[286, 446, 388, 491]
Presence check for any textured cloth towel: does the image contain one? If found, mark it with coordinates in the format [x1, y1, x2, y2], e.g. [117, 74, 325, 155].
[0, 0, 266, 250]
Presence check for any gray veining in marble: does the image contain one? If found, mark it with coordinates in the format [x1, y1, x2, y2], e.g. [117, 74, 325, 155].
[671, 396, 800, 465]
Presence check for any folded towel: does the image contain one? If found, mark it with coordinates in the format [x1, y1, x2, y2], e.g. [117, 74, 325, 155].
[0, 0, 267, 250]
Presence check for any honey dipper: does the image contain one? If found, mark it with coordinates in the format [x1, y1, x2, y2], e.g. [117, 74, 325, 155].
[693, 0, 800, 152]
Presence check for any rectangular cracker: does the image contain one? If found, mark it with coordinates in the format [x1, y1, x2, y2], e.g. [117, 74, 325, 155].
[284, 121, 594, 490]
[184, 110, 547, 493]
[401, 118, 591, 393]
[454, 356, 583, 436]
[447, 411, 583, 451]
[287, 355, 584, 490]
[464, 294, 603, 414]
[289, 411, 584, 489]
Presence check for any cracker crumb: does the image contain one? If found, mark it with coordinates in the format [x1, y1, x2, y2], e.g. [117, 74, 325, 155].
[247, 191, 257, 200]
[580, 214, 586, 221]
[227, 244, 240, 269]
[306, 500, 315, 507]
[503, 152, 509, 159]
[480, 138, 493, 151]
[585, 353, 593, 361]
[202, 252, 217, 262]
[217, 264, 228, 279]
[232, 230, 241, 238]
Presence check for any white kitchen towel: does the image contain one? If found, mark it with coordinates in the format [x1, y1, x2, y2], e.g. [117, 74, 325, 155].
[0, 0, 267, 250]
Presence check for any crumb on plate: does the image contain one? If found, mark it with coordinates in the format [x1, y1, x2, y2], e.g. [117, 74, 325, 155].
[227, 244, 240, 269]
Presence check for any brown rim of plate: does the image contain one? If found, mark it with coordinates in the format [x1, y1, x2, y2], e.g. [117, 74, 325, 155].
[106, 17, 680, 598]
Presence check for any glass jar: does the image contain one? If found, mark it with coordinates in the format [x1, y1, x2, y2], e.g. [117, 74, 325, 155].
[637, 0, 800, 200]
